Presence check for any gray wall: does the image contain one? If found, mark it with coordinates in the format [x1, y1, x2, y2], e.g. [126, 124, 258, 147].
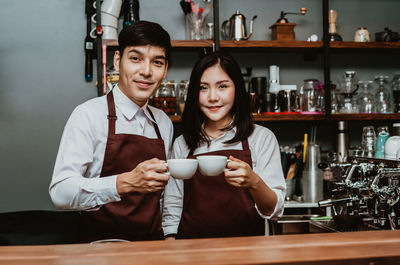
[0, 0, 399, 212]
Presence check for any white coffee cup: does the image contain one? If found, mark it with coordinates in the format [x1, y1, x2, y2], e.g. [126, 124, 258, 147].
[166, 159, 198, 180]
[196, 155, 230, 176]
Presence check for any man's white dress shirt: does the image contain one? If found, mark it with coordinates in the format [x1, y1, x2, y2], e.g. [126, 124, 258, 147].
[50, 86, 174, 211]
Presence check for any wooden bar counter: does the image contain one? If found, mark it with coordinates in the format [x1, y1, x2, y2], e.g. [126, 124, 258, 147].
[1, 230, 400, 265]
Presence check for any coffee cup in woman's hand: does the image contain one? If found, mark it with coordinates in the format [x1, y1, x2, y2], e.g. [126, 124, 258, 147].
[197, 155, 230, 176]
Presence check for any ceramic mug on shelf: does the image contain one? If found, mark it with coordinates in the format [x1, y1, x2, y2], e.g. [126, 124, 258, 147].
[354, 27, 371, 42]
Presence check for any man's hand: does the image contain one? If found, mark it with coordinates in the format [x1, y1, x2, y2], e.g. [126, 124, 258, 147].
[116, 158, 169, 194]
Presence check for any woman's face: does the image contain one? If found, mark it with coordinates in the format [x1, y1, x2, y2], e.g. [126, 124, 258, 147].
[198, 64, 235, 128]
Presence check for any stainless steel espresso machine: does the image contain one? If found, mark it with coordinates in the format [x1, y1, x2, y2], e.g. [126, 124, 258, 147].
[319, 157, 400, 231]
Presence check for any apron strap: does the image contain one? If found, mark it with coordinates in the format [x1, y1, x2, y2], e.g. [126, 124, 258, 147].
[106, 92, 162, 140]
[106, 92, 117, 135]
[242, 139, 250, 150]
[146, 106, 162, 140]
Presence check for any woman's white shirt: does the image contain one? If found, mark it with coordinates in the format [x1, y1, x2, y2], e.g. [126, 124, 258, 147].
[162, 124, 286, 236]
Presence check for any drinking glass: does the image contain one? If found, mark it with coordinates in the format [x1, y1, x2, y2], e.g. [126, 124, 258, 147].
[186, 10, 206, 40]
[362, 126, 376, 157]
[177, 80, 188, 114]
[339, 94, 359, 113]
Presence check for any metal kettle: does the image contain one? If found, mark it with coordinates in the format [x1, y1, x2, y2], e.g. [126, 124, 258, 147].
[221, 10, 257, 41]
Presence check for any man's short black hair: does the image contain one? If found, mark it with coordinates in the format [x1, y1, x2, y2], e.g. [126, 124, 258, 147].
[118, 20, 171, 62]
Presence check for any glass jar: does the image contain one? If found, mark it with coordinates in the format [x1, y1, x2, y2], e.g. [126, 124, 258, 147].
[299, 79, 321, 112]
[152, 81, 177, 115]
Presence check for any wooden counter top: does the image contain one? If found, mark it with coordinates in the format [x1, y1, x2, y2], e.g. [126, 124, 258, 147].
[1, 230, 400, 265]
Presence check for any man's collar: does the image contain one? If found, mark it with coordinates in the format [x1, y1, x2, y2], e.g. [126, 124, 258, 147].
[113, 85, 155, 123]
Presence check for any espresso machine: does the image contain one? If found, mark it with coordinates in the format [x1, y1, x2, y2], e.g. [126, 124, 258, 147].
[319, 157, 400, 231]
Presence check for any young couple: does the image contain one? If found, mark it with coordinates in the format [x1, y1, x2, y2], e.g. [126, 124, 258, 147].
[50, 20, 285, 242]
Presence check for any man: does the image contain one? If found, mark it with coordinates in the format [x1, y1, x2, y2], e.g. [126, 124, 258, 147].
[49, 21, 173, 242]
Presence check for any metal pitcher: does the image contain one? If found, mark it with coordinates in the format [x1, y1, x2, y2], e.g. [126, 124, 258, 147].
[221, 10, 257, 41]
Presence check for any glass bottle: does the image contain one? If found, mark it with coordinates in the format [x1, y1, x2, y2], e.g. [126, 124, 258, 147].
[330, 83, 340, 114]
[328, 10, 343, 41]
[392, 75, 400, 113]
[123, 0, 140, 28]
[374, 75, 392, 113]
[375, 126, 389, 158]
[357, 81, 375, 113]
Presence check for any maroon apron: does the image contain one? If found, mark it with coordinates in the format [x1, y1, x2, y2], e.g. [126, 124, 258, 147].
[177, 139, 265, 239]
[80, 91, 165, 242]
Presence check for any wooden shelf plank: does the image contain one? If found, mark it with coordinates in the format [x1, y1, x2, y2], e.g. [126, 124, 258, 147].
[331, 113, 400, 121]
[220, 40, 323, 49]
[330, 41, 400, 49]
[170, 113, 400, 122]
[169, 114, 326, 123]
[171, 40, 213, 48]
[103, 40, 213, 48]
[253, 113, 325, 121]
[104, 40, 400, 50]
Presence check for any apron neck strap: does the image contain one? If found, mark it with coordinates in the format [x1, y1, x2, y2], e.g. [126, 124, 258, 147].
[146, 106, 162, 139]
[106, 92, 162, 140]
[106, 92, 117, 135]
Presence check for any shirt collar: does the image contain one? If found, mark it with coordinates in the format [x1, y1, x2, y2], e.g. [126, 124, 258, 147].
[113, 85, 156, 123]
[202, 122, 237, 142]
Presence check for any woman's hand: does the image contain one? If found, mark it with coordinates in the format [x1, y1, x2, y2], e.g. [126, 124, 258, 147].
[224, 155, 261, 189]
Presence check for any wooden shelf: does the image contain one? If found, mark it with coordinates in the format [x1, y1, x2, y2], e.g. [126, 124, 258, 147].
[103, 40, 213, 48]
[331, 113, 400, 121]
[171, 40, 213, 48]
[253, 113, 325, 121]
[169, 114, 326, 123]
[104, 40, 400, 51]
[220, 40, 323, 50]
[170, 113, 400, 122]
[330, 41, 400, 50]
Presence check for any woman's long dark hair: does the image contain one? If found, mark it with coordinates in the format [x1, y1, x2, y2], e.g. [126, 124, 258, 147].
[182, 51, 254, 152]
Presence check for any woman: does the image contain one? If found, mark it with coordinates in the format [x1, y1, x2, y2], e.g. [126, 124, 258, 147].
[162, 51, 285, 239]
